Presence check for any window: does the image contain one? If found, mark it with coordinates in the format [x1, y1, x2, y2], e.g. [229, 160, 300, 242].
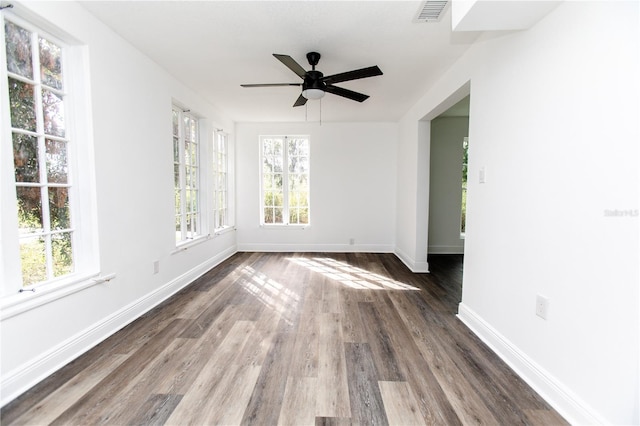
[173, 106, 202, 244]
[260, 135, 310, 225]
[3, 17, 75, 287]
[213, 131, 229, 230]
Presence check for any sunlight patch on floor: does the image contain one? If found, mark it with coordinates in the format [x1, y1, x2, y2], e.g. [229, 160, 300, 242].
[287, 257, 420, 291]
[237, 265, 300, 323]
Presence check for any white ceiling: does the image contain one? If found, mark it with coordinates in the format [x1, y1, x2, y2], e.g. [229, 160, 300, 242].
[80, 1, 477, 123]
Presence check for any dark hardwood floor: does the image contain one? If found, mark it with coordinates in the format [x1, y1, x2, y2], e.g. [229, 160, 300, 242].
[1, 252, 567, 425]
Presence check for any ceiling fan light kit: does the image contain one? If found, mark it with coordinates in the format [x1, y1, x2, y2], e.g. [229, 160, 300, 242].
[241, 51, 382, 107]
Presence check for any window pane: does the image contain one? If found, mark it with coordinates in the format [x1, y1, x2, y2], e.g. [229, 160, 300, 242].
[8, 78, 36, 131]
[46, 139, 68, 183]
[190, 142, 198, 165]
[39, 37, 63, 90]
[264, 208, 274, 224]
[192, 189, 198, 212]
[172, 110, 179, 136]
[16, 187, 43, 234]
[190, 120, 197, 143]
[174, 163, 180, 187]
[175, 189, 181, 215]
[274, 208, 283, 223]
[184, 141, 191, 165]
[299, 207, 309, 224]
[20, 236, 46, 286]
[5, 21, 33, 79]
[175, 215, 181, 242]
[49, 187, 70, 230]
[13, 133, 40, 183]
[42, 89, 65, 137]
[289, 209, 299, 224]
[185, 214, 192, 236]
[52, 232, 73, 277]
[183, 117, 191, 141]
[173, 137, 179, 162]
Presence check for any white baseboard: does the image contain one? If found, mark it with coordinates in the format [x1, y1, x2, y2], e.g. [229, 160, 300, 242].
[0, 246, 237, 407]
[394, 246, 429, 273]
[237, 243, 394, 253]
[428, 245, 464, 254]
[457, 303, 606, 425]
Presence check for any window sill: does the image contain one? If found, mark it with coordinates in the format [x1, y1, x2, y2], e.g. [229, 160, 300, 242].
[171, 234, 211, 254]
[213, 226, 236, 237]
[260, 224, 309, 230]
[0, 271, 115, 320]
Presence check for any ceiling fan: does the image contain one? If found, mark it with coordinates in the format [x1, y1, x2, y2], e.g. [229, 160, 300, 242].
[241, 52, 383, 107]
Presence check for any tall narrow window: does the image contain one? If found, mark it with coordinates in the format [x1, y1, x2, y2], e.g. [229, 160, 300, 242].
[173, 106, 201, 244]
[213, 131, 228, 230]
[260, 135, 310, 225]
[461, 136, 468, 235]
[4, 19, 74, 286]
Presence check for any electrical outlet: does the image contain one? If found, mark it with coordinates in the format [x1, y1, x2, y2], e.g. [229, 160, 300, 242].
[479, 166, 486, 184]
[349, 238, 355, 245]
[535, 295, 550, 320]
[153, 260, 160, 275]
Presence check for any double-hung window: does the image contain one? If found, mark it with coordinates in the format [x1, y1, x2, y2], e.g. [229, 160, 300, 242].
[2, 17, 76, 288]
[213, 131, 229, 230]
[173, 106, 202, 244]
[260, 135, 310, 226]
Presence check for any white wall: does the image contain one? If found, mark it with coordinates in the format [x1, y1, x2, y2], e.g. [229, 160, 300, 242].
[428, 116, 468, 254]
[398, 1, 639, 424]
[236, 122, 397, 253]
[398, 2, 640, 424]
[0, 1, 236, 405]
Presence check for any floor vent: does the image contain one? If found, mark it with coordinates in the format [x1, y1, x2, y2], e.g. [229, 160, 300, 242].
[414, 0, 449, 23]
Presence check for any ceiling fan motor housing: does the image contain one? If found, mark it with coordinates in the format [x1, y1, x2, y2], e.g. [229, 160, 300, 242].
[303, 70, 326, 92]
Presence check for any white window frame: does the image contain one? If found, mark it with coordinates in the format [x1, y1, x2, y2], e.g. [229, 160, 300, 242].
[173, 105, 205, 246]
[0, 10, 99, 301]
[259, 135, 310, 227]
[213, 130, 230, 231]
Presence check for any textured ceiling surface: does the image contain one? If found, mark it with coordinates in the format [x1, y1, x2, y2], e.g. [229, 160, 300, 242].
[80, 1, 477, 122]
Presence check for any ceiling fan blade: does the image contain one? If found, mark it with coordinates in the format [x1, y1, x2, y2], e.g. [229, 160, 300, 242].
[324, 85, 370, 102]
[241, 83, 301, 88]
[293, 93, 308, 107]
[273, 54, 307, 79]
[322, 65, 383, 85]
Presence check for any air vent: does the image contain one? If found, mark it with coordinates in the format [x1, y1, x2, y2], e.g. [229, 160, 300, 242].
[414, 0, 449, 23]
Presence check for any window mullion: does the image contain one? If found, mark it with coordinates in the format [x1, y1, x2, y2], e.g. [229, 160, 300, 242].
[282, 136, 290, 224]
[179, 113, 187, 241]
[30, 29, 56, 281]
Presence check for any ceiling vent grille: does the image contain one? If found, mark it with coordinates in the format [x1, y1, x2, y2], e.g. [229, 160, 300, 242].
[414, 0, 449, 23]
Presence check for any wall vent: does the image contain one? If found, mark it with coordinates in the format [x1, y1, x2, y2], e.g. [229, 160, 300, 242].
[414, 0, 449, 23]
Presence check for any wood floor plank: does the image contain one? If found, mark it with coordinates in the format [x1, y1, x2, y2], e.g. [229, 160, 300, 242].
[339, 288, 367, 343]
[49, 319, 187, 425]
[378, 381, 425, 426]
[127, 393, 183, 426]
[367, 292, 462, 425]
[164, 320, 256, 424]
[278, 376, 317, 426]
[388, 291, 499, 425]
[315, 417, 352, 426]
[7, 354, 128, 426]
[240, 331, 296, 425]
[198, 364, 262, 425]
[344, 342, 389, 426]
[358, 301, 405, 381]
[1, 253, 568, 426]
[316, 313, 351, 418]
